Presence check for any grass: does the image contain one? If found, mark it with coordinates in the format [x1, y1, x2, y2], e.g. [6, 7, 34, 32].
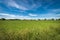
[0, 20, 60, 40]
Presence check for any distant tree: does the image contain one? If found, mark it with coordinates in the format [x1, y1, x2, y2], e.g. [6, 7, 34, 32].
[38, 19, 40, 21]
[58, 19, 60, 20]
[1, 18, 6, 20]
[51, 18, 54, 20]
[44, 18, 46, 20]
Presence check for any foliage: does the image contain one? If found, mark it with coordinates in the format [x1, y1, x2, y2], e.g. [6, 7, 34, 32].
[1, 18, 6, 20]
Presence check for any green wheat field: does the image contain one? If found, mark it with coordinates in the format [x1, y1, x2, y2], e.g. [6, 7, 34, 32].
[0, 20, 60, 40]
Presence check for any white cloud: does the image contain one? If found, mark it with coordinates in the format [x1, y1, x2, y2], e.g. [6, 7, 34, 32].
[51, 9, 60, 12]
[0, 13, 31, 19]
[38, 12, 60, 19]
[0, 13, 9, 15]
[6, 0, 42, 10]
[7, 0, 28, 10]
[29, 13, 37, 16]
[31, 4, 41, 9]
[0, 13, 16, 17]
[0, 13, 60, 19]
[0, 13, 17, 19]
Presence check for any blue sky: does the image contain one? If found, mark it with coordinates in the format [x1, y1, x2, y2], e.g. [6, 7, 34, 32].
[0, 0, 60, 19]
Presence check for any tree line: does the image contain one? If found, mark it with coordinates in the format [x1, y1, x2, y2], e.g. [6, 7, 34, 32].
[0, 18, 60, 20]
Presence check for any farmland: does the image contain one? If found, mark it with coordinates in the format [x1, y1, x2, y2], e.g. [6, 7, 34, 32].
[0, 20, 60, 40]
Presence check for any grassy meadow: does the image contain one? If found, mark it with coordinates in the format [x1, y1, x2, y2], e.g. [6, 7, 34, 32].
[0, 20, 60, 40]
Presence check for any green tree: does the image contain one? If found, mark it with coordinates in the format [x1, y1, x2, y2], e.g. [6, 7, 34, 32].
[58, 19, 60, 20]
[1, 18, 6, 20]
[51, 18, 54, 20]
